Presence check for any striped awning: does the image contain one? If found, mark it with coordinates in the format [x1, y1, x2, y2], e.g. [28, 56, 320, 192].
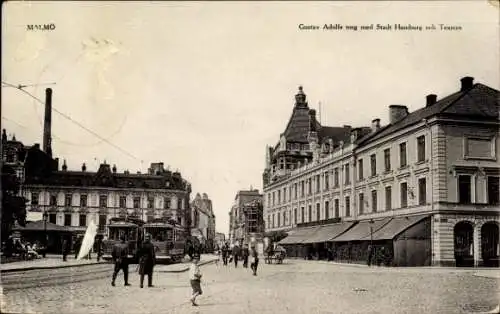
[359, 214, 430, 241]
[332, 217, 391, 242]
[302, 222, 355, 244]
[278, 226, 320, 245]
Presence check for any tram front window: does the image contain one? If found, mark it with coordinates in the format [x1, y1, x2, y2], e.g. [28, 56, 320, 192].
[146, 228, 167, 241]
[109, 228, 137, 241]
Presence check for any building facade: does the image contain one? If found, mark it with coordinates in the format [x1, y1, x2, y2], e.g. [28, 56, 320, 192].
[4, 132, 193, 236]
[215, 232, 226, 248]
[228, 189, 264, 246]
[191, 193, 216, 252]
[2, 87, 193, 237]
[263, 78, 499, 267]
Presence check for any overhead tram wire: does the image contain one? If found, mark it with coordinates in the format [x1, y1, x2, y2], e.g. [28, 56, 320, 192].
[1, 116, 90, 147]
[1, 81, 141, 162]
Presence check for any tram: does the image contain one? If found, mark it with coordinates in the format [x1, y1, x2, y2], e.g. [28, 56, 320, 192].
[143, 218, 186, 263]
[102, 217, 146, 262]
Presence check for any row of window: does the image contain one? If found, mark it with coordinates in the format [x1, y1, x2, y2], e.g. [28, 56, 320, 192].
[267, 178, 427, 229]
[267, 136, 427, 207]
[49, 213, 181, 227]
[266, 175, 500, 229]
[30, 193, 177, 209]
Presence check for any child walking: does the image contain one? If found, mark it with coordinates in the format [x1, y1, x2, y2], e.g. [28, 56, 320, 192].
[189, 256, 203, 306]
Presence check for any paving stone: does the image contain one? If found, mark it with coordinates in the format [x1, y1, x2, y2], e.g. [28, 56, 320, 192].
[1, 259, 498, 314]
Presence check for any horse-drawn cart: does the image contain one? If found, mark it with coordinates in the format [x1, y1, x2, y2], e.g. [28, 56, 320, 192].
[264, 245, 286, 264]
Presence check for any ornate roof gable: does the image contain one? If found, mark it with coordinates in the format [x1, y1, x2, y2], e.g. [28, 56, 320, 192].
[94, 163, 115, 187]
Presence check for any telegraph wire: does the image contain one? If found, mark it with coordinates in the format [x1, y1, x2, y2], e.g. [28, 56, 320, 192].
[1, 116, 96, 147]
[2, 81, 141, 161]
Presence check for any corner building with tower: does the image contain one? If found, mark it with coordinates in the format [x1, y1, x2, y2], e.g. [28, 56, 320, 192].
[262, 77, 499, 267]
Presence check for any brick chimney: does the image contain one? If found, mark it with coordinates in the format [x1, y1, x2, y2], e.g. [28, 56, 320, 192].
[371, 119, 381, 132]
[460, 76, 474, 91]
[43, 88, 53, 157]
[389, 105, 409, 124]
[350, 128, 360, 143]
[426, 94, 437, 107]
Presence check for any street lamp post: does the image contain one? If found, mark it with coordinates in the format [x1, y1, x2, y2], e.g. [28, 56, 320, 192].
[369, 219, 374, 246]
[43, 211, 48, 258]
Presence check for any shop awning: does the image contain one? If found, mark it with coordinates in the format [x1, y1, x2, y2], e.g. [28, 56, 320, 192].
[278, 226, 319, 245]
[302, 222, 355, 244]
[12, 220, 72, 232]
[331, 217, 391, 242]
[359, 214, 430, 241]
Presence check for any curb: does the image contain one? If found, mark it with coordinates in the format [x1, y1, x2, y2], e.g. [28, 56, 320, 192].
[473, 272, 500, 279]
[156, 258, 218, 273]
[0, 261, 107, 274]
[1, 258, 219, 274]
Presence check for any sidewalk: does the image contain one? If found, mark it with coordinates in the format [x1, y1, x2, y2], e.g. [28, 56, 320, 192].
[0, 254, 219, 274]
[297, 258, 500, 278]
[0, 254, 105, 273]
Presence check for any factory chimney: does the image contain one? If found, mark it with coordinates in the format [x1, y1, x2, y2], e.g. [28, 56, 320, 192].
[43, 88, 53, 157]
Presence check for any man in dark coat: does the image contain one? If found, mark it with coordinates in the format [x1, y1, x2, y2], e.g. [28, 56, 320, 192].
[250, 246, 259, 276]
[242, 244, 250, 268]
[62, 238, 70, 261]
[232, 244, 241, 268]
[95, 237, 103, 262]
[222, 243, 229, 266]
[111, 235, 130, 286]
[74, 236, 82, 259]
[367, 244, 373, 267]
[138, 234, 156, 288]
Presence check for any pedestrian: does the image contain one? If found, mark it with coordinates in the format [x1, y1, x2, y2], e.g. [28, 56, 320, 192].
[242, 244, 249, 268]
[367, 244, 373, 267]
[189, 255, 203, 306]
[138, 234, 156, 288]
[95, 237, 102, 262]
[232, 243, 240, 268]
[222, 243, 229, 266]
[250, 245, 259, 276]
[62, 238, 69, 262]
[111, 235, 131, 287]
[215, 248, 221, 267]
[74, 236, 82, 259]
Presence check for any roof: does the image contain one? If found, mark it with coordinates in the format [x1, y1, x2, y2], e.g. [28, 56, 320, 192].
[282, 106, 318, 143]
[13, 220, 72, 232]
[25, 164, 188, 190]
[144, 222, 175, 228]
[318, 126, 352, 144]
[332, 217, 391, 242]
[108, 222, 139, 228]
[359, 214, 430, 241]
[359, 83, 499, 145]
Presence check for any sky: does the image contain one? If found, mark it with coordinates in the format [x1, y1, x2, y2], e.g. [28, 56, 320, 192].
[2, 1, 499, 236]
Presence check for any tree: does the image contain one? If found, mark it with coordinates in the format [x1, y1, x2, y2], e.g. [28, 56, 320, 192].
[1, 164, 27, 240]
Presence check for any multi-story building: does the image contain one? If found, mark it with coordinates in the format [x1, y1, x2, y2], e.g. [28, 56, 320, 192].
[23, 160, 192, 235]
[215, 232, 226, 248]
[191, 193, 216, 252]
[228, 189, 264, 246]
[263, 78, 499, 267]
[3, 87, 193, 237]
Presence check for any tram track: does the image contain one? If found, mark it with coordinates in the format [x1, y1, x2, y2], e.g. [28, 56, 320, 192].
[1, 264, 112, 291]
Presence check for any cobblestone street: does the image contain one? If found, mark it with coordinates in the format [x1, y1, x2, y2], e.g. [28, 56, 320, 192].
[2, 259, 499, 314]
